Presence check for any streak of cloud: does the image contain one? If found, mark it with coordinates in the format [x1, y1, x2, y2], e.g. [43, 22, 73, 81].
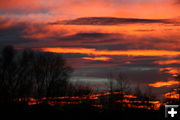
[82, 56, 112, 61]
[41, 47, 180, 57]
[149, 80, 179, 87]
[154, 59, 180, 65]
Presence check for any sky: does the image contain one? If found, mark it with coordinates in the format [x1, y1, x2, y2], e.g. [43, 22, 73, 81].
[0, 0, 180, 97]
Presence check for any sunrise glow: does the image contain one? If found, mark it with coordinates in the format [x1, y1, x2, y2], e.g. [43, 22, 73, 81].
[0, 0, 180, 117]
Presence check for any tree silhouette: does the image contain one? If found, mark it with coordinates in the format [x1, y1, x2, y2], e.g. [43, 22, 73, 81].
[115, 73, 130, 93]
[134, 84, 143, 98]
[0, 46, 16, 103]
[106, 72, 131, 110]
[107, 72, 115, 108]
[0, 46, 73, 104]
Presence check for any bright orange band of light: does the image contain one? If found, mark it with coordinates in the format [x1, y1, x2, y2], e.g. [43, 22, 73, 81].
[82, 56, 111, 61]
[148, 80, 179, 88]
[41, 47, 180, 57]
[160, 67, 179, 77]
[154, 60, 180, 65]
[163, 91, 180, 99]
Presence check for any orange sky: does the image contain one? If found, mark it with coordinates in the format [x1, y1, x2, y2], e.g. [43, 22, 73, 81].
[0, 0, 180, 22]
[0, 0, 180, 98]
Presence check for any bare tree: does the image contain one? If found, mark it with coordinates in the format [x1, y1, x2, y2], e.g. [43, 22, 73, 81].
[134, 84, 143, 98]
[107, 72, 115, 93]
[106, 72, 115, 108]
[115, 73, 130, 93]
[106, 72, 131, 110]
[0, 46, 16, 103]
[0, 46, 73, 104]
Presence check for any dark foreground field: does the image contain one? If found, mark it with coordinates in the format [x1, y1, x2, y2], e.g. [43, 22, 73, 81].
[1, 103, 178, 120]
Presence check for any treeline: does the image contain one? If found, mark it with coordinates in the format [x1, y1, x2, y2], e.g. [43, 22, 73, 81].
[0, 46, 91, 104]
